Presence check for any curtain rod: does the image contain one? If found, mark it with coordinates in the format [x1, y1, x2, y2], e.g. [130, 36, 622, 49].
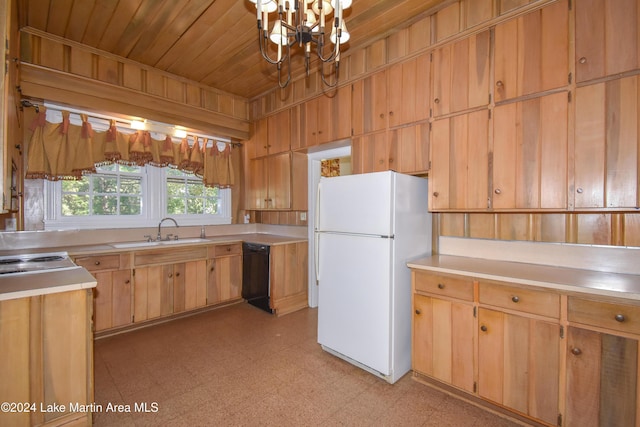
[20, 99, 241, 147]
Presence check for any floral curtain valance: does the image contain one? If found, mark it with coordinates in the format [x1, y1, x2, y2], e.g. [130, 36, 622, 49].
[25, 108, 235, 188]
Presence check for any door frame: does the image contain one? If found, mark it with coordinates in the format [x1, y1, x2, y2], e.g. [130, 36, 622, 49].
[306, 142, 351, 307]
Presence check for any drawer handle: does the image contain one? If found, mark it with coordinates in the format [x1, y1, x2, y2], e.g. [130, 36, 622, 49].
[480, 325, 488, 332]
[571, 347, 582, 356]
[415, 309, 422, 315]
[437, 283, 445, 289]
[511, 296, 520, 303]
[94, 261, 101, 266]
[615, 314, 626, 323]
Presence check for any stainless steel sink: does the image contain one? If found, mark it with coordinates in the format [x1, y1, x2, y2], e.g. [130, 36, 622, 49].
[111, 238, 208, 249]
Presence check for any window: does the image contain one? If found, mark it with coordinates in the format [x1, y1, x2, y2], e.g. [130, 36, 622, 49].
[61, 164, 143, 216]
[45, 165, 231, 230]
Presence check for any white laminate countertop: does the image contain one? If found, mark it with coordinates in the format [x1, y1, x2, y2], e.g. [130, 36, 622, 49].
[408, 255, 640, 301]
[0, 233, 307, 257]
[0, 267, 97, 302]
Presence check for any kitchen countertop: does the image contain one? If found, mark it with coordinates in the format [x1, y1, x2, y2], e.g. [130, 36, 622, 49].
[0, 267, 97, 302]
[0, 233, 306, 302]
[0, 233, 307, 257]
[408, 255, 640, 301]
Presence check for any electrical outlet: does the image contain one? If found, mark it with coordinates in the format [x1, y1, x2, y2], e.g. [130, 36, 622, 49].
[300, 212, 307, 221]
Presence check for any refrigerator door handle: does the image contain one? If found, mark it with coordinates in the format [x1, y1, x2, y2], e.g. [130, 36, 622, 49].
[314, 182, 322, 284]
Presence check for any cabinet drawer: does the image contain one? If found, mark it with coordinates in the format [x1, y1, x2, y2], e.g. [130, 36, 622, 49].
[215, 243, 242, 257]
[75, 254, 120, 272]
[568, 297, 640, 335]
[414, 271, 474, 301]
[479, 281, 560, 318]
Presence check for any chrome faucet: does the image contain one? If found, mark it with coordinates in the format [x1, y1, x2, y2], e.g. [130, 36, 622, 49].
[157, 217, 179, 241]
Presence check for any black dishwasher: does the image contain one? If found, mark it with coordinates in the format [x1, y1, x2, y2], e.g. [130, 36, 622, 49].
[242, 242, 272, 313]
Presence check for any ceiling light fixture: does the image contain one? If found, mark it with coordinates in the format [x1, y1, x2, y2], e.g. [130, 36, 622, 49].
[249, 0, 351, 88]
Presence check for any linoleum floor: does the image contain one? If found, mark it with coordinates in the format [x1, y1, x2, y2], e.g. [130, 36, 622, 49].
[93, 303, 525, 426]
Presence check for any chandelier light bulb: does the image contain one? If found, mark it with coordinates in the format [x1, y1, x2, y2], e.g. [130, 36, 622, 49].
[330, 19, 349, 44]
[312, 0, 333, 15]
[269, 20, 288, 45]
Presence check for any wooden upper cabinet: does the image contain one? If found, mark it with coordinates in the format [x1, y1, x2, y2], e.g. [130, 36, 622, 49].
[266, 109, 291, 155]
[429, 110, 490, 211]
[576, 0, 640, 83]
[389, 123, 430, 175]
[303, 85, 352, 146]
[432, 31, 490, 117]
[351, 131, 389, 174]
[574, 77, 640, 209]
[492, 92, 568, 210]
[494, 0, 568, 102]
[247, 118, 268, 159]
[352, 69, 388, 135]
[388, 53, 431, 127]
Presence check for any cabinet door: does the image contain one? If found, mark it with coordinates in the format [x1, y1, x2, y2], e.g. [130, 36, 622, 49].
[246, 158, 268, 209]
[207, 256, 242, 304]
[432, 31, 490, 117]
[184, 259, 207, 311]
[93, 269, 131, 331]
[576, 0, 640, 83]
[269, 242, 308, 315]
[566, 327, 639, 427]
[362, 70, 388, 133]
[478, 309, 560, 425]
[318, 85, 352, 144]
[302, 97, 321, 147]
[388, 53, 431, 126]
[267, 109, 291, 154]
[429, 110, 489, 210]
[171, 263, 186, 313]
[574, 78, 639, 209]
[390, 123, 430, 174]
[494, 0, 568, 102]
[413, 294, 475, 393]
[247, 118, 269, 159]
[268, 152, 291, 209]
[352, 132, 389, 174]
[493, 92, 568, 209]
[133, 265, 163, 322]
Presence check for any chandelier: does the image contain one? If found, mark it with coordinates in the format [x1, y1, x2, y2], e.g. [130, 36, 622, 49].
[249, 0, 351, 88]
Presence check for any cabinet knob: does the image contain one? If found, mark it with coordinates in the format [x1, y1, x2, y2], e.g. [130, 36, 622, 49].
[480, 325, 488, 332]
[94, 261, 101, 266]
[494, 188, 501, 195]
[125, 279, 130, 284]
[168, 273, 173, 278]
[496, 80, 503, 87]
[579, 57, 587, 64]
[318, 130, 322, 134]
[379, 113, 385, 119]
[511, 296, 519, 303]
[437, 283, 445, 289]
[571, 347, 582, 356]
[415, 309, 422, 315]
[576, 187, 583, 194]
[227, 247, 231, 252]
[615, 314, 626, 323]
[433, 192, 439, 197]
[210, 267, 215, 272]
[434, 98, 440, 104]
[389, 111, 394, 116]
[176, 272, 180, 277]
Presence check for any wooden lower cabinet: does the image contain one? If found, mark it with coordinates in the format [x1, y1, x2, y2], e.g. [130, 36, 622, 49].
[413, 294, 475, 392]
[269, 242, 308, 316]
[0, 289, 93, 426]
[477, 308, 560, 425]
[206, 244, 242, 305]
[565, 327, 639, 427]
[74, 253, 132, 332]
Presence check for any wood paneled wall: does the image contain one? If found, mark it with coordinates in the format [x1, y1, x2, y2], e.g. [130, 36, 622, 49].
[253, 0, 640, 247]
[18, 28, 250, 140]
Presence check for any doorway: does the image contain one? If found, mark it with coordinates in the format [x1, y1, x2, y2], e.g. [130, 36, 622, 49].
[306, 143, 351, 307]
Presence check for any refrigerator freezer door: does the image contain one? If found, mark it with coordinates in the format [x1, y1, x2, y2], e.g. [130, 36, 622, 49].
[317, 171, 393, 236]
[317, 232, 392, 376]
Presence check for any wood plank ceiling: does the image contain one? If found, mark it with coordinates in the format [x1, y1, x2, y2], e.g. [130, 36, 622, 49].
[18, 0, 449, 100]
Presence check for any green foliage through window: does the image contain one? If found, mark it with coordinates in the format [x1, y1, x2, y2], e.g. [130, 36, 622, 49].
[166, 169, 219, 215]
[61, 165, 143, 216]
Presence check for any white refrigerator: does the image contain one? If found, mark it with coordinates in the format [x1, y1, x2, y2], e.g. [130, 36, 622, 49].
[316, 170, 431, 384]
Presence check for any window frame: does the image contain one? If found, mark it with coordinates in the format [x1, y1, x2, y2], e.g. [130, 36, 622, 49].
[44, 163, 232, 230]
